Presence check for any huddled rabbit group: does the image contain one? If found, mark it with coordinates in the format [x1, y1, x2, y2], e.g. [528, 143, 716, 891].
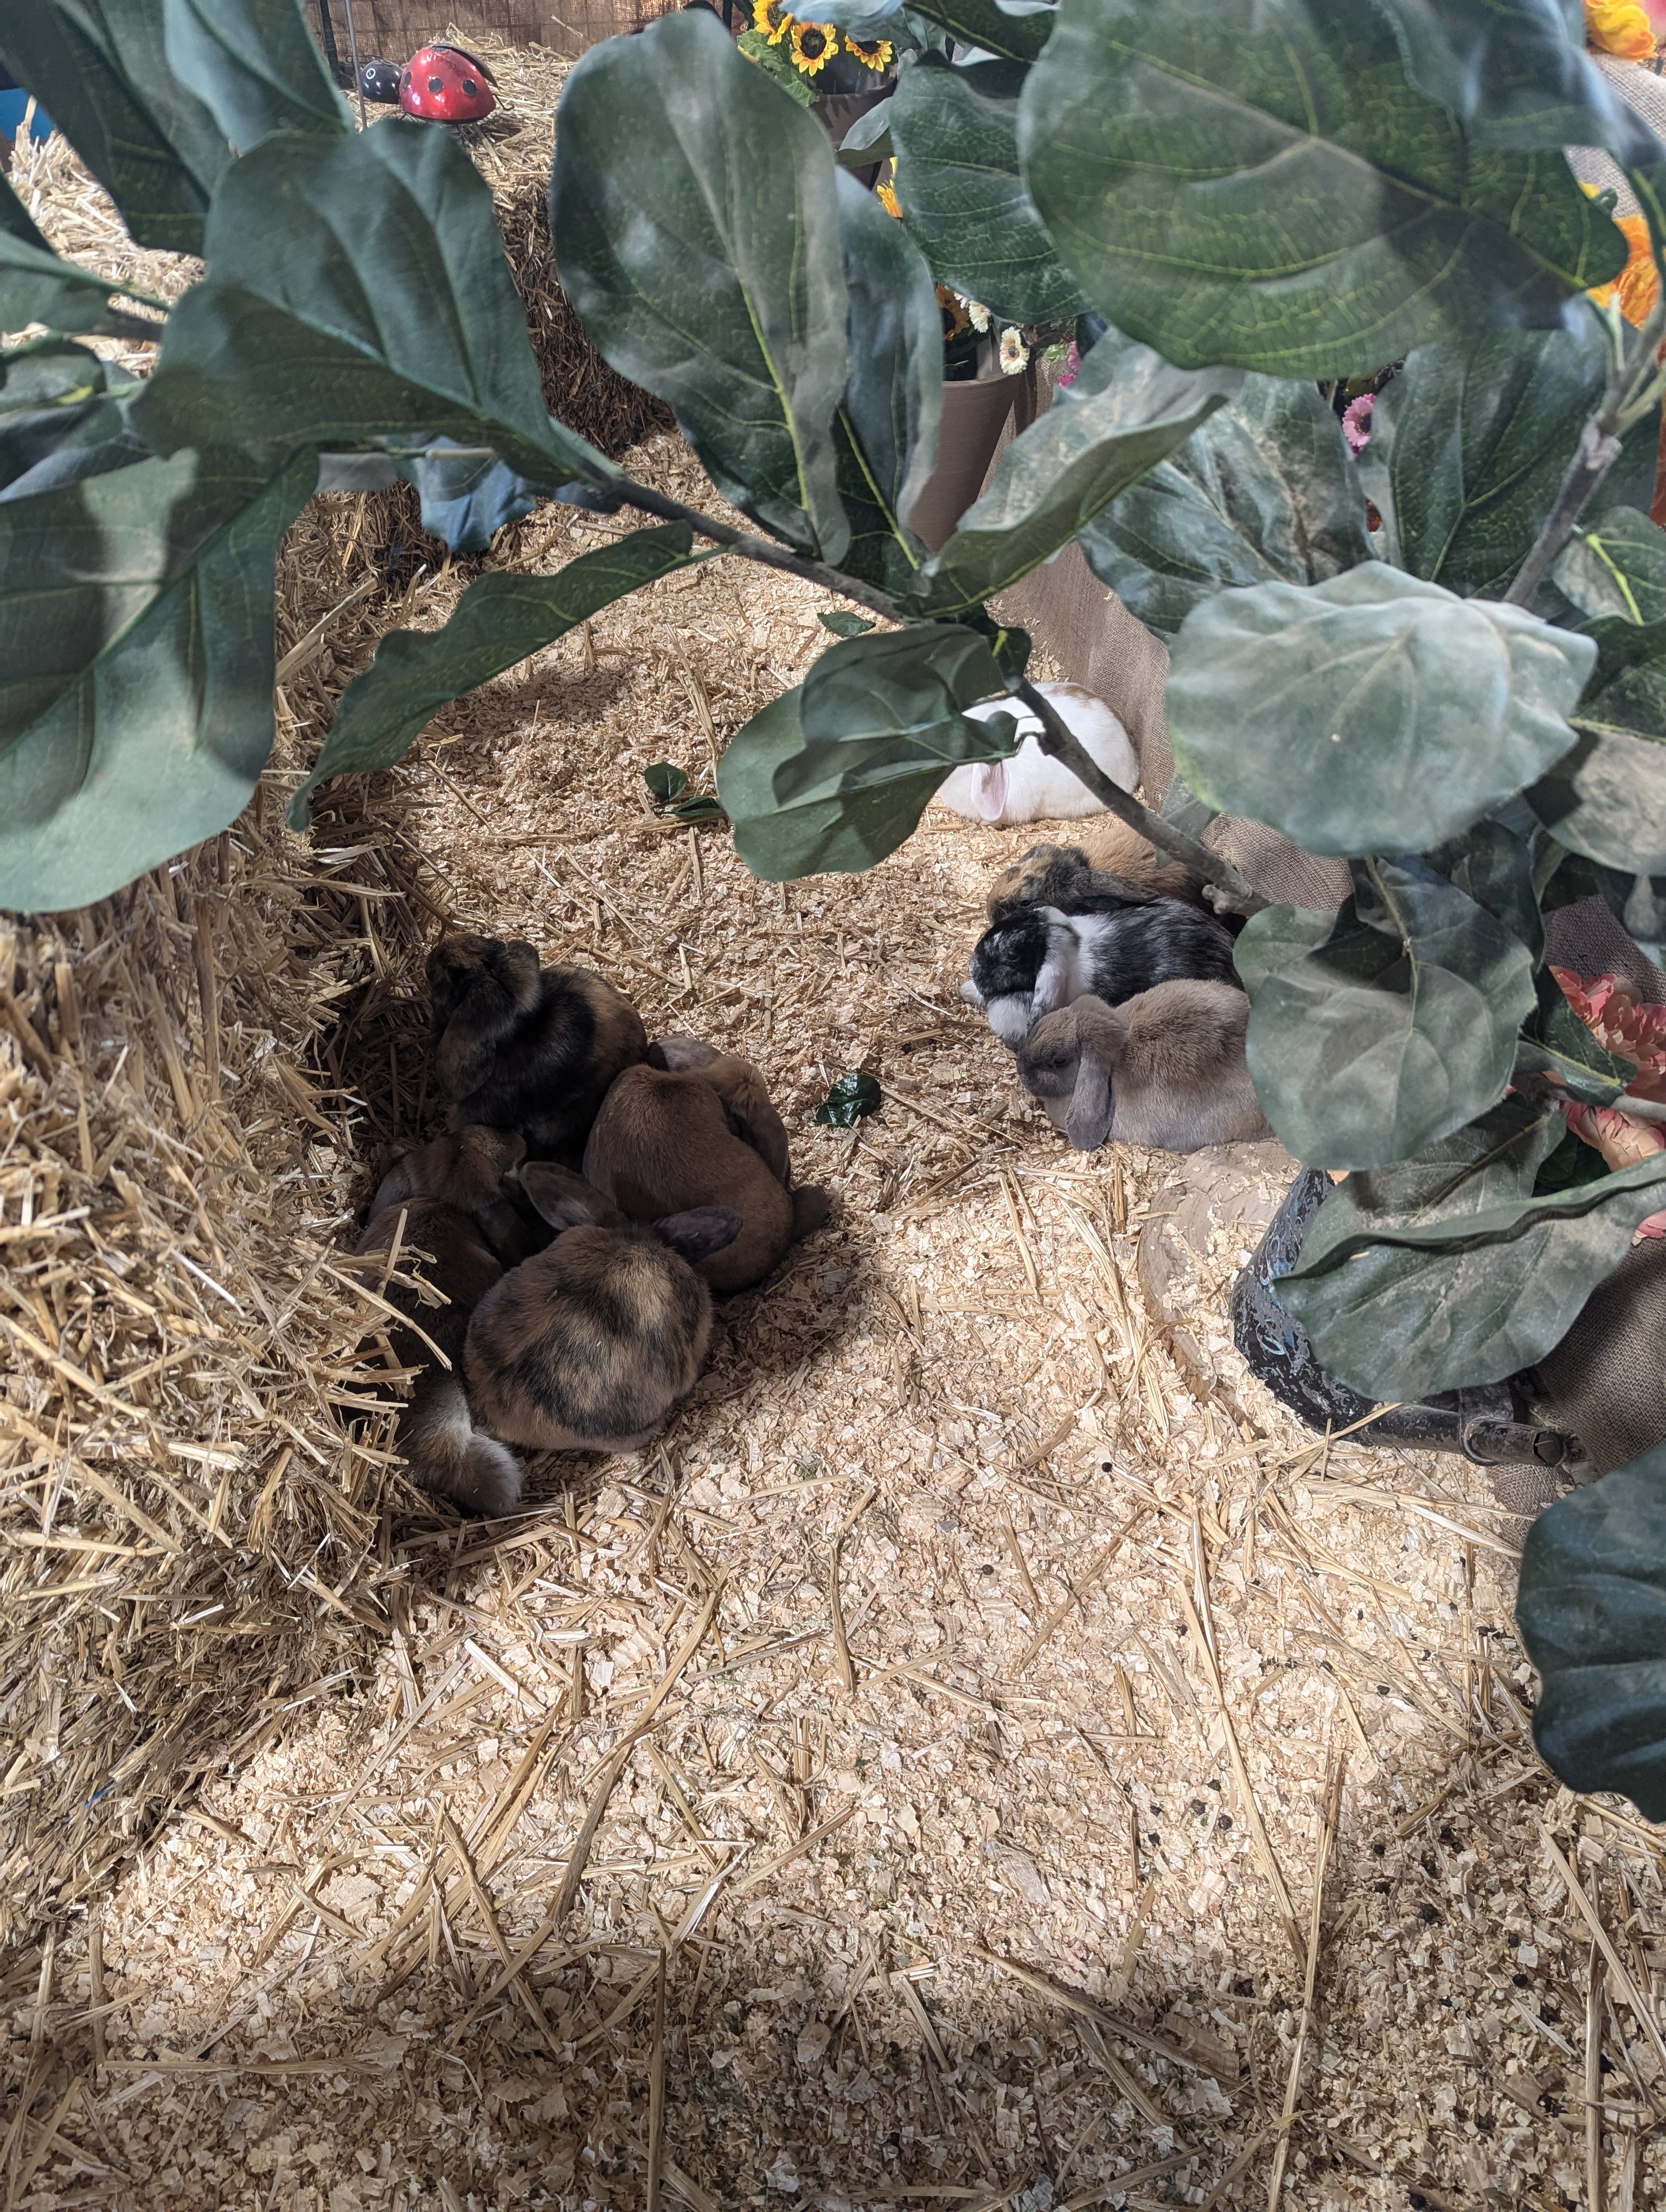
[951, 693, 1270, 1154]
[357, 934, 830, 1516]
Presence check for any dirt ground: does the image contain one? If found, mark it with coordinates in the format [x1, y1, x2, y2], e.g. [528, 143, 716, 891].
[2, 425, 1662, 2212]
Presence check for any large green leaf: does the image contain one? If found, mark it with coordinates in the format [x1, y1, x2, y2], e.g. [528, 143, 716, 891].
[907, 0, 1056, 63]
[0, 2, 229, 254]
[909, 332, 1240, 617]
[1426, 815, 1543, 959]
[162, 0, 349, 151]
[719, 627, 1019, 880]
[1019, 0, 1627, 377]
[1168, 564, 1597, 857]
[1526, 722, 1666, 876]
[889, 56, 1085, 327]
[831, 170, 939, 595]
[0, 447, 316, 912]
[1364, 325, 1661, 601]
[1236, 859, 1536, 1169]
[290, 525, 706, 828]
[131, 123, 611, 498]
[1517, 1443, 1666, 1823]
[1078, 371, 1372, 638]
[1554, 507, 1666, 628]
[1278, 1103, 1666, 1397]
[1375, 0, 1663, 160]
[0, 338, 142, 498]
[1515, 962, 1633, 1104]
[550, 10, 849, 561]
[0, 170, 165, 339]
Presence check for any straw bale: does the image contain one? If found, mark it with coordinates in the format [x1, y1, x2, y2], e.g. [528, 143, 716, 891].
[4, 111, 1666, 2212]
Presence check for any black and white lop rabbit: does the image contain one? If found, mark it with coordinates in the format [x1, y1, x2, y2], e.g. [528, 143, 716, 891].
[964, 899, 1241, 1047]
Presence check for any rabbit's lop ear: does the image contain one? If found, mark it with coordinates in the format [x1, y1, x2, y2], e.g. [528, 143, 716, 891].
[519, 1161, 606, 1231]
[367, 1152, 416, 1219]
[647, 1034, 720, 1074]
[972, 761, 1008, 823]
[1031, 925, 1076, 1019]
[653, 1206, 744, 1262]
[1065, 1056, 1112, 1152]
[726, 1082, 791, 1185]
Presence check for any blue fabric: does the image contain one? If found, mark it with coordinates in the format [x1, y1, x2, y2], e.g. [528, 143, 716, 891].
[0, 92, 53, 141]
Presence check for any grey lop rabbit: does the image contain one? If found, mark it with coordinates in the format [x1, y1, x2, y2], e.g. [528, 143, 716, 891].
[1016, 983, 1271, 1153]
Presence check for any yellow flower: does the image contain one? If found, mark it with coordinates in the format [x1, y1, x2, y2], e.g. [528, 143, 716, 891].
[789, 20, 838, 72]
[876, 177, 901, 217]
[1591, 210, 1662, 324]
[844, 36, 894, 69]
[1586, 0, 1657, 58]
[937, 284, 969, 340]
[753, 0, 793, 42]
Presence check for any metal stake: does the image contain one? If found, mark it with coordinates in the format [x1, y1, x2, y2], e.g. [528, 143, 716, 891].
[341, 0, 367, 125]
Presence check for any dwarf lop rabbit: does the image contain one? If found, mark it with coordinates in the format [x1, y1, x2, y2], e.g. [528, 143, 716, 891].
[427, 933, 647, 1159]
[355, 1127, 530, 1516]
[964, 899, 1241, 1048]
[936, 683, 1139, 825]
[1017, 985, 1271, 1153]
[464, 1163, 741, 1456]
[582, 1036, 831, 1296]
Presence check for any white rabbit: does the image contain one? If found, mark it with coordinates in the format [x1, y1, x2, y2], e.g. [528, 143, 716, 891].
[936, 681, 1139, 825]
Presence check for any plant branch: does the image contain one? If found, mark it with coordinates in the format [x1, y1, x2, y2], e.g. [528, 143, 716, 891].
[1504, 218, 1666, 609]
[1015, 679, 1268, 915]
[613, 477, 905, 621]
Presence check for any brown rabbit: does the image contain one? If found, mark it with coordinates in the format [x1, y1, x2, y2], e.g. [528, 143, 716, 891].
[355, 1127, 530, 1515]
[464, 1163, 742, 1455]
[427, 933, 647, 1159]
[1016, 984, 1270, 1153]
[581, 1036, 830, 1295]
[989, 830, 1204, 919]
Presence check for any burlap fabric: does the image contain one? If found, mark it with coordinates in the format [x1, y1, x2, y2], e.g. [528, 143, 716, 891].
[1568, 50, 1666, 213]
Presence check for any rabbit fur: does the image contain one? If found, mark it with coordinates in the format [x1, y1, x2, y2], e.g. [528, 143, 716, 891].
[583, 1036, 831, 1295]
[935, 682, 1139, 825]
[988, 839, 1210, 924]
[355, 1127, 530, 1516]
[964, 900, 1241, 1047]
[427, 933, 647, 1159]
[1017, 986, 1271, 1153]
[464, 1163, 741, 1455]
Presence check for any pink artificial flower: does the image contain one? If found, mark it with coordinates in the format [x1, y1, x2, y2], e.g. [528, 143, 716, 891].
[1058, 340, 1080, 389]
[1342, 392, 1375, 455]
[1638, 1210, 1666, 1240]
[1552, 968, 1666, 1102]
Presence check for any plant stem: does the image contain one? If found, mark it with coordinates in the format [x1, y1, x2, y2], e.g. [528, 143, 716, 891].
[1504, 218, 1666, 608]
[1015, 678, 1267, 915]
[611, 476, 1267, 911]
[615, 477, 905, 621]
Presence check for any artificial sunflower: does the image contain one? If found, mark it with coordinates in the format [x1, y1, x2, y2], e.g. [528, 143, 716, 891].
[752, 0, 792, 42]
[1591, 209, 1662, 324]
[789, 20, 838, 73]
[844, 35, 894, 69]
[999, 326, 1030, 375]
[937, 284, 970, 340]
[1586, 0, 1657, 56]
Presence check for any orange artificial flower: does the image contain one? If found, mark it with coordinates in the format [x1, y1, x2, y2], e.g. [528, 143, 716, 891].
[1586, 0, 1657, 57]
[1590, 210, 1662, 324]
[876, 175, 901, 217]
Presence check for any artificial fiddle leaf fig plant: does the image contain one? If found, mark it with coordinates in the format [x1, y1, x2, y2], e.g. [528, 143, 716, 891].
[5, 0, 1666, 1815]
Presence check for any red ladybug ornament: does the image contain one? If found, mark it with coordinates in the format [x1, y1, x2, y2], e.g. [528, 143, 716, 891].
[398, 44, 497, 123]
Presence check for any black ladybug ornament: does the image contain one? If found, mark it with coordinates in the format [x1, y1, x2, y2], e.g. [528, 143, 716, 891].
[360, 59, 401, 104]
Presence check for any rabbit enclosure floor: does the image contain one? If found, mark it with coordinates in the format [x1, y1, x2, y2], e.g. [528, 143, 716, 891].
[3, 65, 1664, 2212]
[5, 429, 1659, 2212]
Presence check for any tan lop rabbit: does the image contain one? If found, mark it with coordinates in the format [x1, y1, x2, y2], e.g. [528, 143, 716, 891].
[1016, 984, 1271, 1153]
[582, 1036, 831, 1295]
